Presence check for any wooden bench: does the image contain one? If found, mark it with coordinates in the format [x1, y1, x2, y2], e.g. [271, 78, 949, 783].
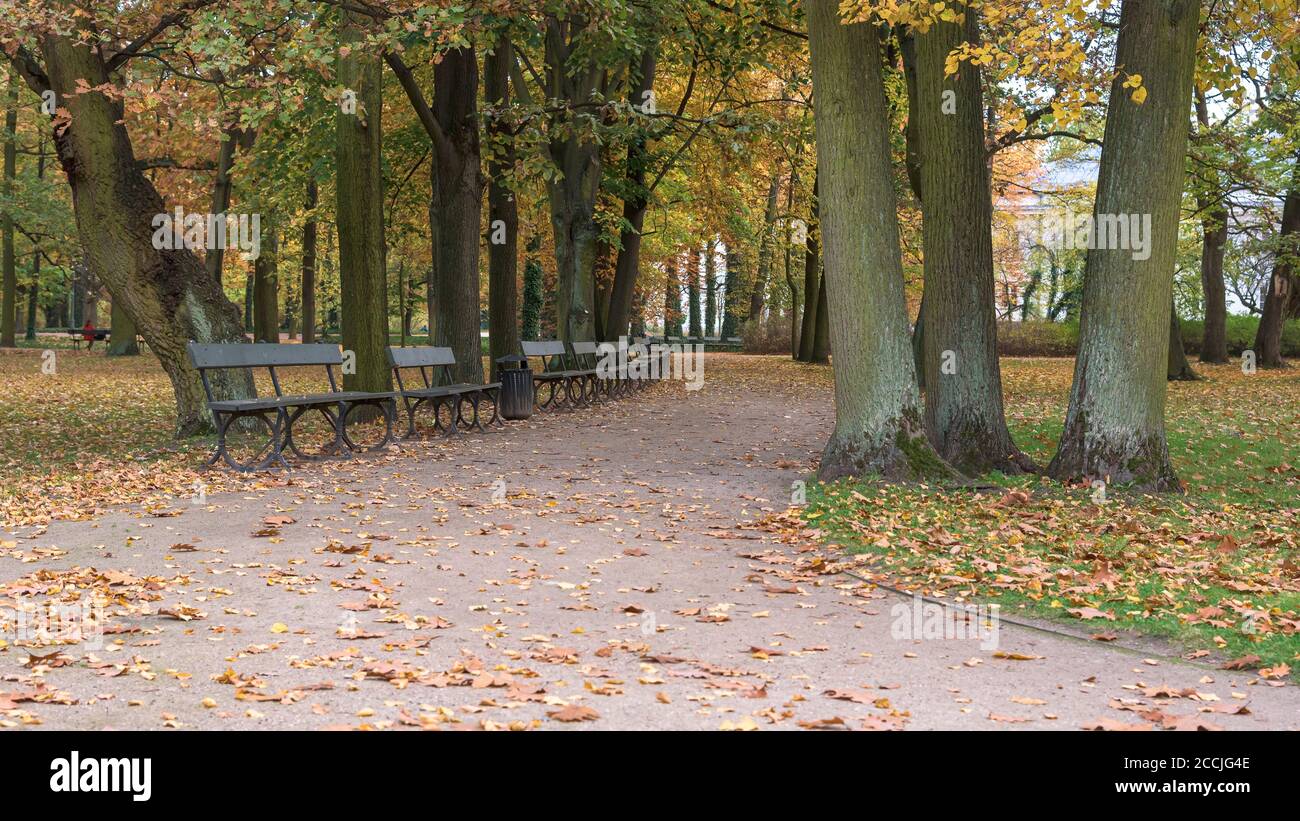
[187, 342, 396, 472]
[387, 346, 502, 437]
[67, 328, 110, 349]
[520, 340, 584, 409]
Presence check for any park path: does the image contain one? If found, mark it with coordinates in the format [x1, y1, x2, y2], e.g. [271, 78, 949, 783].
[2, 354, 1297, 730]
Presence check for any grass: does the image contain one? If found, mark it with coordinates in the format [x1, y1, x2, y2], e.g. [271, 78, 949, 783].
[803, 358, 1300, 674]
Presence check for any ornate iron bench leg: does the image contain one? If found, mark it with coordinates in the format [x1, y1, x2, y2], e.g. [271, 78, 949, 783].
[486, 387, 504, 428]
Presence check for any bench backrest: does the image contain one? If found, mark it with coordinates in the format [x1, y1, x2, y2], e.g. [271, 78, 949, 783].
[521, 340, 568, 374]
[568, 340, 607, 370]
[187, 342, 344, 402]
[387, 346, 459, 391]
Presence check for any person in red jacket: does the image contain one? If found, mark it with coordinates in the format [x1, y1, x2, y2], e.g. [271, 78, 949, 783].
[82, 320, 96, 350]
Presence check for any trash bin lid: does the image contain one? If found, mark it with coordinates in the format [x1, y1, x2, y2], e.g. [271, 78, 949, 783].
[496, 354, 528, 366]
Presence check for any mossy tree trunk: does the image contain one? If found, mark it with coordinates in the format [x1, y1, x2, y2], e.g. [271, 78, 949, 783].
[336, 13, 390, 394]
[704, 238, 717, 337]
[106, 299, 139, 356]
[806, 0, 954, 481]
[1047, 0, 1200, 492]
[521, 234, 543, 340]
[1196, 93, 1229, 364]
[913, 11, 1030, 474]
[18, 29, 251, 434]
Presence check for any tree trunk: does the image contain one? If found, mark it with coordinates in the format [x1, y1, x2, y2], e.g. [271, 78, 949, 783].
[812, 262, 830, 363]
[301, 179, 318, 343]
[913, 11, 1030, 474]
[25, 246, 39, 341]
[606, 48, 657, 342]
[486, 36, 519, 380]
[33, 29, 250, 433]
[1253, 160, 1299, 367]
[106, 299, 139, 356]
[798, 174, 821, 362]
[664, 256, 682, 336]
[204, 130, 237, 283]
[722, 250, 742, 338]
[704, 238, 717, 337]
[253, 226, 279, 342]
[432, 47, 484, 382]
[1048, 0, 1199, 491]
[1195, 94, 1229, 364]
[1, 69, 16, 348]
[1167, 299, 1197, 380]
[748, 174, 781, 323]
[806, 0, 952, 481]
[688, 246, 702, 337]
[784, 166, 801, 357]
[522, 234, 543, 340]
[336, 13, 390, 394]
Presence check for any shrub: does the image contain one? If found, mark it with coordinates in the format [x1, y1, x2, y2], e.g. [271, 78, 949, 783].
[995, 320, 1079, 357]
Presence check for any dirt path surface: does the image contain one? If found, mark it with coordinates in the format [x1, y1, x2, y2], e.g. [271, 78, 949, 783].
[3, 355, 1296, 730]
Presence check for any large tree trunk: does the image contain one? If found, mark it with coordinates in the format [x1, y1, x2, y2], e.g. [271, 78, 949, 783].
[301, 179, 318, 343]
[336, 13, 390, 394]
[1167, 299, 1197, 380]
[1253, 161, 1299, 367]
[798, 174, 821, 362]
[431, 47, 484, 382]
[806, 0, 952, 481]
[606, 46, 657, 341]
[486, 36, 519, 380]
[32, 30, 250, 433]
[106, 298, 139, 356]
[1048, 0, 1199, 491]
[1195, 94, 1229, 364]
[748, 174, 781, 323]
[913, 11, 1030, 474]
[1, 69, 16, 348]
[253, 226, 279, 342]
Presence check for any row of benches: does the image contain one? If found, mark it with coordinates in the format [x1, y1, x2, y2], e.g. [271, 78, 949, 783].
[188, 339, 658, 472]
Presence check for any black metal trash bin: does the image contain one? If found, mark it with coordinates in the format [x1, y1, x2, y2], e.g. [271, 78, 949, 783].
[496, 355, 534, 420]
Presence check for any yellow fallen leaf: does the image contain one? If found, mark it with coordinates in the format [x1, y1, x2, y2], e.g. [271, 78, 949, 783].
[270, 622, 288, 634]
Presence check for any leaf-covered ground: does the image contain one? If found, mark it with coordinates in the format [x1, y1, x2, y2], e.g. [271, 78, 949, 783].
[804, 358, 1300, 673]
[0, 351, 1297, 729]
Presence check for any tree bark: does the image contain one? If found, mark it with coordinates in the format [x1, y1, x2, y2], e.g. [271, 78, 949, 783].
[913, 11, 1030, 474]
[748, 174, 781, 324]
[1194, 92, 1228, 364]
[431, 47, 484, 382]
[1167, 299, 1197, 380]
[106, 299, 139, 356]
[1, 69, 16, 348]
[522, 234, 543, 340]
[806, 0, 953, 481]
[26, 29, 250, 433]
[25, 246, 39, 341]
[1252, 159, 1299, 367]
[798, 174, 821, 362]
[606, 46, 657, 341]
[721, 250, 742, 338]
[1048, 0, 1200, 491]
[336, 13, 390, 394]
[688, 246, 702, 337]
[486, 36, 519, 380]
[301, 179, 318, 343]
[253, 226, 279, 342]
[704, 238, 717, 337]
[664, 256, 682, 336]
